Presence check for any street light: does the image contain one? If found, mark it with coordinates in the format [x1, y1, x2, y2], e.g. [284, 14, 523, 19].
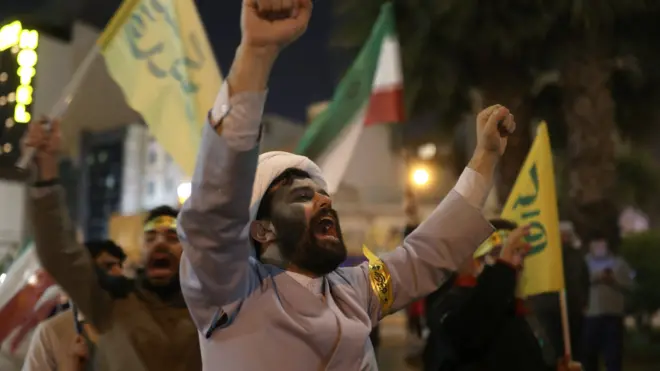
[417, 143, 436, 160]
[177, 182, 191, 205]
[411, 167, 430, 187]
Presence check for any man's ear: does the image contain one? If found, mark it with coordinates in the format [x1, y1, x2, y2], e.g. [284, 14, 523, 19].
[250, 220, 276, 245]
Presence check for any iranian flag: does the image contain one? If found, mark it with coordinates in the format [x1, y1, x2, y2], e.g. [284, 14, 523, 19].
[295, 2, 404, 194]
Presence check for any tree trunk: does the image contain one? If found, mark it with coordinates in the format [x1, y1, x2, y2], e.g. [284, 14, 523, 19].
[561, 48, 619, 244]
[480, 82, 533, 206]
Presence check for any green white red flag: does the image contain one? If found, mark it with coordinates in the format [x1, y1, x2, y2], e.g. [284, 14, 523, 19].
[295, 2, 404, 194]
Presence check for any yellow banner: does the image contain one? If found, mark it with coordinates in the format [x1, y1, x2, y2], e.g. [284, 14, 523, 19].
[501, 122, 564, 296]
[100, 0, 222, 176]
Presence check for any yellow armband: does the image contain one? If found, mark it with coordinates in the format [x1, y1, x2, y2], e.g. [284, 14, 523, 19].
[362, 245, 393, 315]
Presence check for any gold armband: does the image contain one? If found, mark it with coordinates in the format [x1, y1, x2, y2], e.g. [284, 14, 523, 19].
[362, 245, 393, 315]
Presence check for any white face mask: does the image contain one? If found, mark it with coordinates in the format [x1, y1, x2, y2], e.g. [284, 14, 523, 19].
[590, 240, 608, 257]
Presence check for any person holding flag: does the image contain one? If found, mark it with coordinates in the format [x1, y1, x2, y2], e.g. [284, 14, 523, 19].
[24, 120, 201, 371]
[177, 0, 517, 369]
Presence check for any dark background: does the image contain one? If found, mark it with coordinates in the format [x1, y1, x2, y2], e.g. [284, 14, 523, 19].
[0, 0, 340, 123]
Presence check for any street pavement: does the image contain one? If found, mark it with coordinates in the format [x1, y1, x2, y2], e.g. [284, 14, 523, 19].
[377, 312, 419, 371]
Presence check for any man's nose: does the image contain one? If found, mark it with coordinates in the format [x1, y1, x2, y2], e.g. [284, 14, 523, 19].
[314, 192, 332, 209]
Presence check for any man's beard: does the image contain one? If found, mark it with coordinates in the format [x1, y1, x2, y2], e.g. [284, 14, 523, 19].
[273, 208, 347, 276]
[141, 271, 181, 299]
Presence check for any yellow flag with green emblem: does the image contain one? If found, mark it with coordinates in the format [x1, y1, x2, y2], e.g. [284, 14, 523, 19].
[501, 122, 564, 296]
[99, 0, 222, 176]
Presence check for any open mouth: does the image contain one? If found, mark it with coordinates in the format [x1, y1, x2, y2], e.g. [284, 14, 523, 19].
[147, 253, 175, 278]
[314, 216, 338, 241]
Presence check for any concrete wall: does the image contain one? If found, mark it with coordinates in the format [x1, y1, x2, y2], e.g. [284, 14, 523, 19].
[0, 181, 26, 259]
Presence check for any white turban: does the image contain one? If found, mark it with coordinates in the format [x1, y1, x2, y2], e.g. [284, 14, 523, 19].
[249, 151, 327, 223]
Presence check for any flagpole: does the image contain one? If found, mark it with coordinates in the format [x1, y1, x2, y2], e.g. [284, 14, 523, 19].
[559, 288, 573, 359]
[15, 45, 101, 170]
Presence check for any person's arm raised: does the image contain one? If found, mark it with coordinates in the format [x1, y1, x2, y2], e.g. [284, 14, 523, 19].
[26, 119, 113, 331]
[177, 0, 312, 332]
[347, 106, 515, 321]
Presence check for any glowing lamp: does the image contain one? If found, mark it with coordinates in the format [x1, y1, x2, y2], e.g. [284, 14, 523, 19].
[411, 167, 430, 187]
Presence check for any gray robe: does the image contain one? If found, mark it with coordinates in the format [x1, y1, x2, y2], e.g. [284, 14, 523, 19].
[178, 83, 493, 370]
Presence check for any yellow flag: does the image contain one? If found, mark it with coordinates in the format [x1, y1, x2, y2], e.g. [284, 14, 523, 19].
[501, 122, 564, 296]
[98, 0, 222, 176]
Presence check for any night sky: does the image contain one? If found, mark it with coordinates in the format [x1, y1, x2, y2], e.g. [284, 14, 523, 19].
[199, 0, 339, 123]
[1, 0, 341, 123]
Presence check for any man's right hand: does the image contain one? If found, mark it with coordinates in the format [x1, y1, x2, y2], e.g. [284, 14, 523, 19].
[242, 0, 313, 52]
[226, 0, 312, 100]
[499, 225, 531, 269]
[23, 118, 61, 181]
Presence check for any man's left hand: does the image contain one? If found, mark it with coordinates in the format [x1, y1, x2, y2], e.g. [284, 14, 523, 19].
[468, 104, 515, 180]
[475, 104, 515, 156]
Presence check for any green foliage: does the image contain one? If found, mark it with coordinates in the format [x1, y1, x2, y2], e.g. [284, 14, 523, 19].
[620, 231, 660, 312]
[615, 150, 660, 211]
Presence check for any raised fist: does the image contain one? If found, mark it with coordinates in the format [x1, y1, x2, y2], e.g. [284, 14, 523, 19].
[475, 104, 515, 156]
[241, 0, 313, 51]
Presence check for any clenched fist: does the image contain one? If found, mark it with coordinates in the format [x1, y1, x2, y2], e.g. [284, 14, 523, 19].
[241, 0, 313, 51]
[475, 104, 515, 156]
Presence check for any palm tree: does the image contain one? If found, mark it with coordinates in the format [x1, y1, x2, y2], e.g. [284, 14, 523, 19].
[538, 0, 658, 238]
[334, 0, 660, 237]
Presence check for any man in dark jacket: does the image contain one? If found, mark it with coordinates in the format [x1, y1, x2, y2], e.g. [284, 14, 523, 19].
[423, 219, 581, 371]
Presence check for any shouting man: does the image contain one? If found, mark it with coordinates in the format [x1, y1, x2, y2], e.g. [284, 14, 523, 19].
[177, 0, 515, 369]
[25, 120, 200, 371]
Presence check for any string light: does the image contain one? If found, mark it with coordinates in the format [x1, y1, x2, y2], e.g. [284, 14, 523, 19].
[0, 21, 39, 124]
